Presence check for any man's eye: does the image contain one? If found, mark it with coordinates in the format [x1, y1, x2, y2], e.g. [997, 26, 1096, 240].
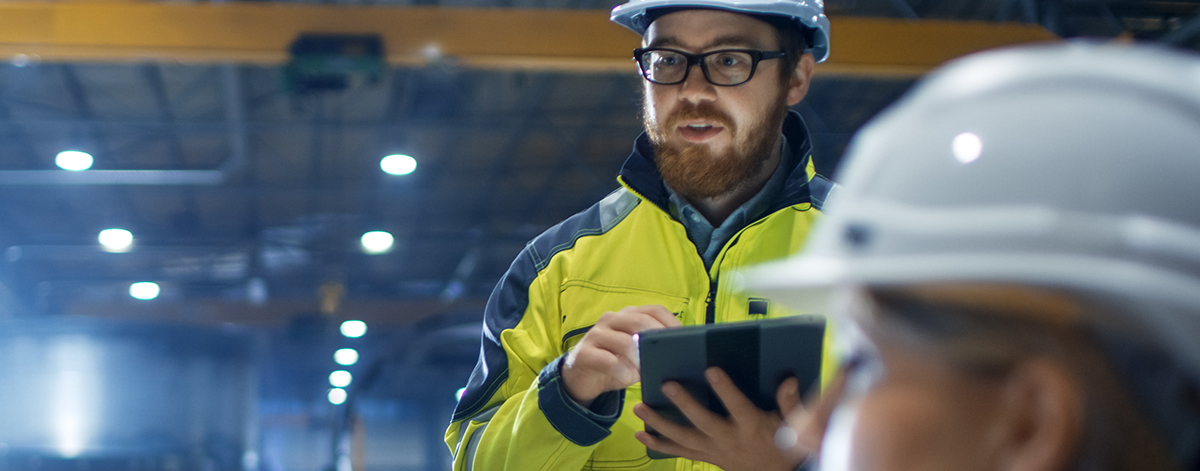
[713, 54, 744, 67]
[658, 56, 680, 66]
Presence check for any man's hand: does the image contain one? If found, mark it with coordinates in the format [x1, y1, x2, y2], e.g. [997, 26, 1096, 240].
[561, 305, 682, 408]
[777, 367, 848, 464]
[633, 367, 804, 471]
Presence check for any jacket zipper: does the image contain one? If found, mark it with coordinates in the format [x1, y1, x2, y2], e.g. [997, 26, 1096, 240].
[704, 279, 718, 324]
[703, 204, 807, 325]
[617, 176, 812, 326]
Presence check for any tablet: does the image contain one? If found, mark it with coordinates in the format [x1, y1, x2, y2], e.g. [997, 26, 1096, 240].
[637, 315, 825, 459]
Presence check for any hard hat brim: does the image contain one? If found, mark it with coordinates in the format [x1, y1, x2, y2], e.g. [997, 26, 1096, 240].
[744, 252, 1200, 315]
[609, 0, 831, 63]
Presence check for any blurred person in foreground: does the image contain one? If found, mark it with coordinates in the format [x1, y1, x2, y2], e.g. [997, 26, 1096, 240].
[747, 42, 1200, 471]
[446, 0, 838, 469]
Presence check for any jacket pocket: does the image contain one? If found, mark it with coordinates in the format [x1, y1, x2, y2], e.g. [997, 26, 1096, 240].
[557, 281, 689, 469]
[558, 280, 690, 352]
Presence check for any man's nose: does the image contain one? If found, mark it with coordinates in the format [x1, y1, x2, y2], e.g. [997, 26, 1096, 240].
[678, 63, 717, 103]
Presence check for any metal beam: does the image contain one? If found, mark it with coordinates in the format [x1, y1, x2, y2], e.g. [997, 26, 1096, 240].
[0, 64, 247, 185]
[889, 0, 920, 19]
[445, 74, 556, 300]
[0, 169, 224, 185]
[827, 16, 1058, 76]
[0, 115, 643, 133]
[0, 99, 44, 169]
[1162, 13, 1200, 44]
[144, 63, 203, 228]
[516, 75, 626, 222]
[61, 298, 488, 326]
[0, 2, 1057, 76]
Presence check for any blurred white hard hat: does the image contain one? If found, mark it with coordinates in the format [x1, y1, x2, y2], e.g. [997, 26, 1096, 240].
[744, 41, 1200, 468]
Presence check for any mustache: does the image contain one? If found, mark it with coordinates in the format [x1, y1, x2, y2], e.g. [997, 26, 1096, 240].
[666, 103, 734, 130]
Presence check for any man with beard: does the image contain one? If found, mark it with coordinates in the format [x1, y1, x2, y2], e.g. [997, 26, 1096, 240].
[446, 1, 832, 470]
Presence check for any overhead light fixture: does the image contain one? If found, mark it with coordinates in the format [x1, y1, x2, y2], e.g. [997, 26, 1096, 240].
[334, 348, 359, 366]
[129, 282, 160, 300]
[98, 228, 133, 253]
[340, 320, 367, 338]
[11, 53, 35, 68]
[360, 231, 394, 254]
[328, 388, 347, 405]
[380, 154, 417, 176]
[56, 151, 93, 171]
[329, 370, 352, 388]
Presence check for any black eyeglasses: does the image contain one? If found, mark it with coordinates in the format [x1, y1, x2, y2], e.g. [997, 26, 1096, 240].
[633, 48, 786, 86]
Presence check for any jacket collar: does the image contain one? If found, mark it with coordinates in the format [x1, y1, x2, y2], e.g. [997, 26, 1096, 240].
[618, 110, 816, 215]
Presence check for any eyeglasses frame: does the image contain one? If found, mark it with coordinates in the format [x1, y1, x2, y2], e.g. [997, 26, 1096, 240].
[632, 47, 787, 87]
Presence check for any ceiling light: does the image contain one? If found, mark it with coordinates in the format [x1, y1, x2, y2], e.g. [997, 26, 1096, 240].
[380, 154, 417, 175]
[361, 231, 394, 254]
[56, 151, 93, 171]
[329, 370, 352, 388]
[98, 228, 133, 253]
[334, 348, 359, 366]
[328, 388, 347, 405]
[129, 282, 160, 300]
[340, 320, 367, 338]
[421, 44, 443, 61]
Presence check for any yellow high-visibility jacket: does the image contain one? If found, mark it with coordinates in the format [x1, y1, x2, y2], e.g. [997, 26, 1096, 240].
[446, 112, 835, 471]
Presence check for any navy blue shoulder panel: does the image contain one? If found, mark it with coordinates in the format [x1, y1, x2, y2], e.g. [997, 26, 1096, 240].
[618, 134, 672, 214]
[768, 111, 827, 213]
[451, 188, 640, 421]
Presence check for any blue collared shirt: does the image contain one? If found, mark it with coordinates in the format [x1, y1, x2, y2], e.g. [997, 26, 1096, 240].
[666, 136, 795, 270]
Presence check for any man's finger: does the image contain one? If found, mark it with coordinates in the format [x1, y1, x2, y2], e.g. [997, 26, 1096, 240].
[600, 307, 677, 335]
[776, 377, 802, 414]
[784, 367, 850, 456]
[802, 367, 848, 434]
[633, 402, 705, 446]
[585, 328, 638, 361]
[659, 381, 726, 434]
[705, 367, 761, 423]
[581, 327, 644, 376]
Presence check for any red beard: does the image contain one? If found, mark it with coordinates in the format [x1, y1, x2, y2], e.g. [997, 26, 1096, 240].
[646, 96, 789, 202]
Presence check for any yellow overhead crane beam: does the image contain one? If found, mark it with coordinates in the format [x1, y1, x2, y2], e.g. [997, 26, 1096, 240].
[0, 1, 1057, 76]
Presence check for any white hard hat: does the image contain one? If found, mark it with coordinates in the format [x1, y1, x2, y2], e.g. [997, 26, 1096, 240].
[610, 0, 831, 63]
[744, 41, 1200, 468]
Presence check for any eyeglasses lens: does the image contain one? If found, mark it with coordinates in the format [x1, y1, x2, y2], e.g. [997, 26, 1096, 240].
[639, 50, 755, 86]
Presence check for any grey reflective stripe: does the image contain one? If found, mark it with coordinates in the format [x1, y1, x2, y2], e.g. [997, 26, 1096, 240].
[597, 188, 639, 231]
[454, 405, 501, 463]
[453, 419, 471, 459]
[463, 421, 490, 471]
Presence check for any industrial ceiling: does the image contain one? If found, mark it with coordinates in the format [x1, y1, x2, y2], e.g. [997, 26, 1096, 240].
[0, 0, 1198, 326]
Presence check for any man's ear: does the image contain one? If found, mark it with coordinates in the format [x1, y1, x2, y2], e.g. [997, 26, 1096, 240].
[786, 53, 816, 106]
[991, 360, 1084, 471]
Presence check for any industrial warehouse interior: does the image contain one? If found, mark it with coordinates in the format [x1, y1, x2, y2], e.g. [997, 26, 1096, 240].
[1, 0, 1199, 470]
